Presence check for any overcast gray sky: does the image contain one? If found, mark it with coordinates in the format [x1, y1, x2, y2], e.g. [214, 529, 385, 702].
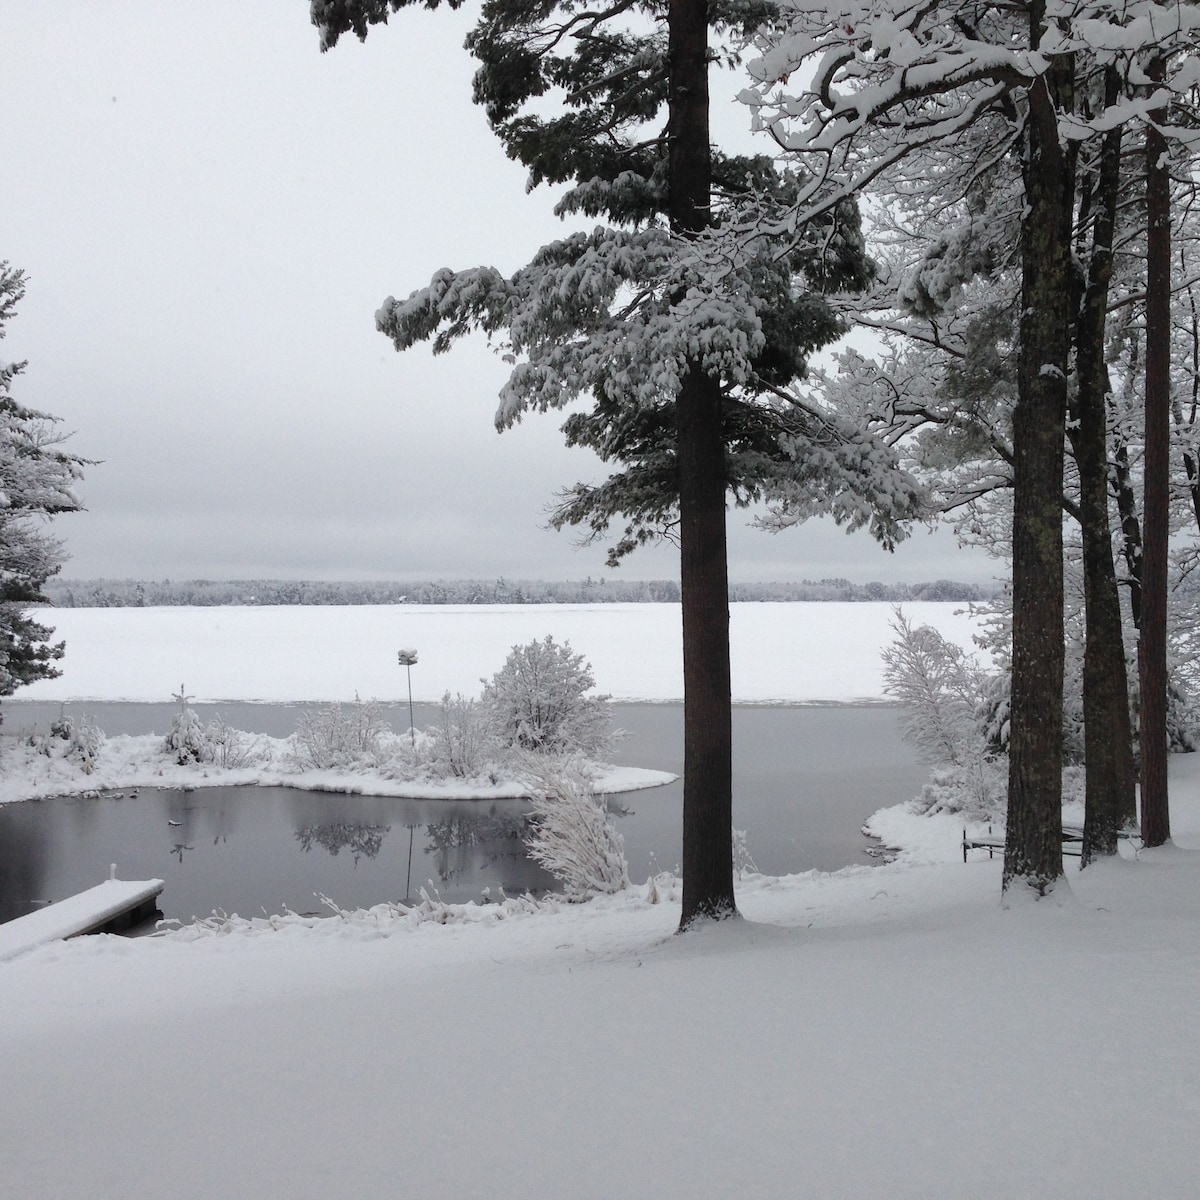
[5, 1, 996, 586]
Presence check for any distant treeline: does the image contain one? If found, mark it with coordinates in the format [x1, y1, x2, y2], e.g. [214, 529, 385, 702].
[43, 576, 998, 607]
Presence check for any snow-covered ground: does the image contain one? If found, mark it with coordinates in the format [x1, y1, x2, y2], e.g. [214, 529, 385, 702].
[4, 602, 1198, 1198]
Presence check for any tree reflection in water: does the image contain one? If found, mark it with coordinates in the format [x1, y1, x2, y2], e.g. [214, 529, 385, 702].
[295, 823, 391, 865]
[294, 813, 536, 889]
[423, 814, 529, 883]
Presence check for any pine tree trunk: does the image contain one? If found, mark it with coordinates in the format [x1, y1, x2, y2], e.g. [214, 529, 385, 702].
[1140, 57, 1171, 848]
[669, 0, 737, 926]
[1071, 96, 1137, 865]
[677, 370, 735, 925]
[1075, 384, 1137, 860]
[1004, 59, 1070, 896]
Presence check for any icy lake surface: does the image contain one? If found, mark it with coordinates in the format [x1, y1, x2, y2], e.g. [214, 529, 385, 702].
[0, 701, 925, 924]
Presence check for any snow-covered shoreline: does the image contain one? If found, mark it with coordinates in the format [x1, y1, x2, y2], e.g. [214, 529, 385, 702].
[0, 726, 675, 808]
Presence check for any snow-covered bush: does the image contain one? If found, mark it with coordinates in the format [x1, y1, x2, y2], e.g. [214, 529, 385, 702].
[165, 685, 211, 765]
[427, 691, 496, 778]
[204, 712, 264, 770]
[732, 828, 758, 878]
[37, 708, 105, 773]
[521, 757, 628, 899]
[290, 695, 389, 770]
[482, 635, 612, 757]
[166, 887, 559, 938]
[910, 760, 1007, 818]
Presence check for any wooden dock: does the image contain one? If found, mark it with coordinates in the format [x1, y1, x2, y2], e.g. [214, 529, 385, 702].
[0, 870, 164, 962]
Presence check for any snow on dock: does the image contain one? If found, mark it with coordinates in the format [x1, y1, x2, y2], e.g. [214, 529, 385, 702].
[0, 871, 164, 962]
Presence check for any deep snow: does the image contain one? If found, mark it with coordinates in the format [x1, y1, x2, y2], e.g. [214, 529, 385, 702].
[2, 603, 1197, 1199]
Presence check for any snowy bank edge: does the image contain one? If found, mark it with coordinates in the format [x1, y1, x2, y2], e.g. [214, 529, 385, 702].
[0, 736, 676, 807]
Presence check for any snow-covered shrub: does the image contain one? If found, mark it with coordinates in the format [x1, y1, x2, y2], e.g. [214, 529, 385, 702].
[427, 691, 496, 778]
[1166, 677, 1200, 754]
[165, 685, 211, 765]
[482, 635, 612, 757]
[290, 695, 390, 770]
[911, 760, 1007, 818]
[38, 708, 105, 773]
[204, 712, 263, 770]
[1127, 671, 1200, 759]
[882, 610, 1002, 816]
[732, 828, 758, 878]
[521, 757, 628, 899]
[165, 887, 559, 938]
[69, 714, 105, 773]
[977, 670, 1011, 756]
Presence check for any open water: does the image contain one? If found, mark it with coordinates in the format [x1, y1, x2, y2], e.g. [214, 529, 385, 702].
[0, 701, 927, 925]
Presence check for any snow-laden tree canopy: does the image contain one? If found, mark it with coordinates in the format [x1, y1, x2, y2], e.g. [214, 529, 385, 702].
[740, 0, 1200, 224]
[315, 0, 927, 564]
[375, 213, 927, 559]
[729, 0, 1200, 550]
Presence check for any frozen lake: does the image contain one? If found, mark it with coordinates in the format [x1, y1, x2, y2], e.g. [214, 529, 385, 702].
[17, 600, 985, 704]
[0, 700, 926, 924]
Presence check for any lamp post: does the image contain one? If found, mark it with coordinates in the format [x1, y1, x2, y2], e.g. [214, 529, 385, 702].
[397, 647, 418, 748]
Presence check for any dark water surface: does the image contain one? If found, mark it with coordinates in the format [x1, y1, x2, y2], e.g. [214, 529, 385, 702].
[0, 701, 926, 925]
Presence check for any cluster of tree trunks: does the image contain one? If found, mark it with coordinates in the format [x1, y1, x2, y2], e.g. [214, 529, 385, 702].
[1007, 17, 1174, 889]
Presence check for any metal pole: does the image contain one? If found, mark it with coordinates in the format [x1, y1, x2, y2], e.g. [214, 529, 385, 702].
[405, 824, 415, 901]
[397, 648, 418, 748]
[406, 664, 415, 748]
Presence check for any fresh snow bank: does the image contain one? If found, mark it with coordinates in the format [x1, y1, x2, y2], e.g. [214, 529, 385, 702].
[2, 760, 1198, 1199]
[18, 601, 984, 704]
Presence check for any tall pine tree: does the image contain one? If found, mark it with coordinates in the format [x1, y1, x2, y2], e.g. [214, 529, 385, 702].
[312, 0, 921, 925]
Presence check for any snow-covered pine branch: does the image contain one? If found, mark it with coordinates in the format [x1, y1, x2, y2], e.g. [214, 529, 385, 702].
[739, 0, 1199, 240]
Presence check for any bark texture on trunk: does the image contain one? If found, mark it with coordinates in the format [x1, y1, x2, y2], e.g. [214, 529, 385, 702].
[1004, 58, 1070, 896]
[676, 370, 735, 925]
[669, 0, 737, 926]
